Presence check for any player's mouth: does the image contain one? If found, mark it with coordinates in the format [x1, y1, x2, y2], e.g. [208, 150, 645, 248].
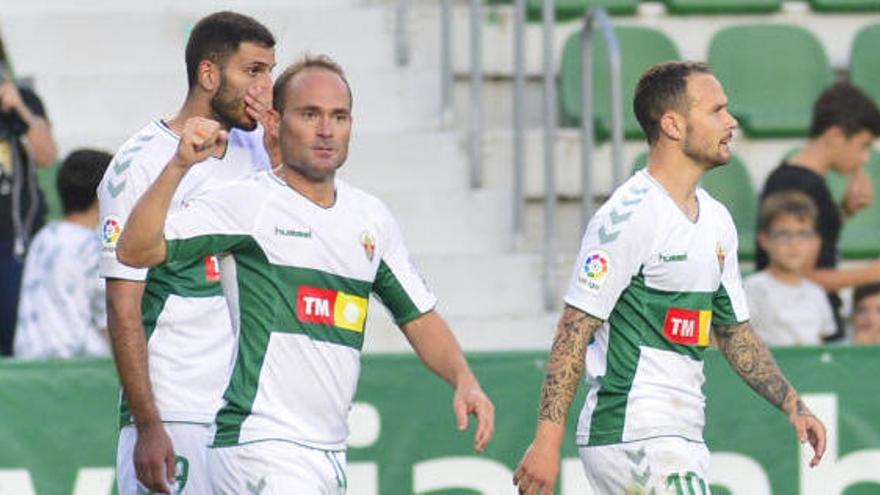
[313, 145, 336, 158]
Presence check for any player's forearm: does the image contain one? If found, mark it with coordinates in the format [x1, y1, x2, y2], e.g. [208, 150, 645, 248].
[401, 310, 476, 388]
[106, 280, 161, 428]
[714, 321, 800, 414]
[117, 159, 189, 267]
[536, 306, 601, 427]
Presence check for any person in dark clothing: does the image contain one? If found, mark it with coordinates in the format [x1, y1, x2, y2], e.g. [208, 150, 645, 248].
[0, 36, 58, 356]
[757, 81, 880, 342]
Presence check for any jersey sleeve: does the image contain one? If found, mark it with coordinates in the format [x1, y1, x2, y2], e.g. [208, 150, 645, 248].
[563, 192, 653, 321]
[163, 183, 257, 264]
[712, 207, 750, 325]
[371, 205, 437, 325]
[98, 145, 156, 281]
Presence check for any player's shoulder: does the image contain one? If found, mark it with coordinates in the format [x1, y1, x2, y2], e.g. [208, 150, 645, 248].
[337, 179, 392, 217]
[113, 121, 177, 167]
[696, 187, 737, 231]
[591, 171, 660, 239]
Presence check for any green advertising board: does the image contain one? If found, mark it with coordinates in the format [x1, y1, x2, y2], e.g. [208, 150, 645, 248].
[0, 347, 877, 494]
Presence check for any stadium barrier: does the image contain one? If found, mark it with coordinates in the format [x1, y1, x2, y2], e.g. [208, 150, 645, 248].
[1, 347, 878, 494]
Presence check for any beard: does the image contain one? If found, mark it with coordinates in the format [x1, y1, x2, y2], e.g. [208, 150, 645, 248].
[683, 128, 729, 169]
[210, 76, 256, 131]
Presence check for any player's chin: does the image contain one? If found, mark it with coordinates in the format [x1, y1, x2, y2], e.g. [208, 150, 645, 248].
[235, 115, 258, 132]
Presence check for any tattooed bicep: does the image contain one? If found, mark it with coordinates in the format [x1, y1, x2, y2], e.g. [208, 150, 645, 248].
[559, 305, 604, 339]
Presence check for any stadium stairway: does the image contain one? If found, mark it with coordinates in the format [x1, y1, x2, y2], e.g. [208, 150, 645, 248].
[0, 0, 562, 353]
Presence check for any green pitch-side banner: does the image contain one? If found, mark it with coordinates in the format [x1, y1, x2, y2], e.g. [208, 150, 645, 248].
[0, 347, 878, 494]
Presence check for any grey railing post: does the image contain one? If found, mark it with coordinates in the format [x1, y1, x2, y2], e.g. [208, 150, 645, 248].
[512, 0, 527, 249]
[468, 0, 484, 188]
[580, 8, 623, 233]
[542, 0, 557, 311]
[440, 0, 453, 126]
[395, 0, 410, 67]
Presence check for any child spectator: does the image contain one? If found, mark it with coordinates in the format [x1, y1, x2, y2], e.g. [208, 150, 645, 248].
[852, 283, 880, 344]
[13, 149, 111, 358]
[746, 190, 836, 346]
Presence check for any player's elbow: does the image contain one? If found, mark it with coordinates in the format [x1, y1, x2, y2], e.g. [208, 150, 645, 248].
[116, 236, 164, 268]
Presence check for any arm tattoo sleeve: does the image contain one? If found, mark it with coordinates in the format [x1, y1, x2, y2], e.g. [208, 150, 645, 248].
[537, 306, 604, 424]
[713, 321, 797, 412]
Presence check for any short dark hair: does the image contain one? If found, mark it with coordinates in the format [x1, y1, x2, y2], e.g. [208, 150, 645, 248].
[809, 81, 880, 138]
[58, 149, 112, 214]
[272, 54, 352, 114]
[185, 11, 275, 89]
[634, 61, 712, 144]
[854, 283, 880, 309]
[758, 190, 819, 232]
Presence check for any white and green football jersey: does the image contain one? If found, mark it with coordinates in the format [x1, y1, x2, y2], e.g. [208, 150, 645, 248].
[564, 169, 749, 447]
[162, 171, 436, 449]
[98, 120, 270, 425]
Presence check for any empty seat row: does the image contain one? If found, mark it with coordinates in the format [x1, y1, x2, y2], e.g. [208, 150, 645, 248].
[559, 22, 880, 139]
[487, 0, 880, 20]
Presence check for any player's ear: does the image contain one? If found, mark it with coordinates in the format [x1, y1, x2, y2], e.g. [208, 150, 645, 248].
[196, 60, 221, 93]
[659, 111, 684, 142]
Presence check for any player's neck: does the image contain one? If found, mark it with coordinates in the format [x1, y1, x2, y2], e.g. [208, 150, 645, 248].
[166, 97, 229, 136]
[276, 165, 336, 208]
[646, 148, 703, 220]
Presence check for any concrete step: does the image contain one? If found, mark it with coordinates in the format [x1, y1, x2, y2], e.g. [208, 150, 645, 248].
[363, 309, 561, 353]
[380, 188, 513, 255]
[414, 253, 546, 318]
[341, 131, 469, 192]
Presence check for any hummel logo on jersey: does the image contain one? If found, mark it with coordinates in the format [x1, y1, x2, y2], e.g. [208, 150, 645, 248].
[659, 252, 688, 263]
[297, 286, 368, 333]
[662, 308, 712, 346]
[275, 226, 312, 238]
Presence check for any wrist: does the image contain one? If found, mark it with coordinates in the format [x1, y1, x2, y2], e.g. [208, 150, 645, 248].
[534, 421, 565, 450]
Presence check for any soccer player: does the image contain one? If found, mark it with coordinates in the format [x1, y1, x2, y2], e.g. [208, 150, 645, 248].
[116, 54, 495, 493]
[513, 61, 826, 495]
[98, 12, 276, 494]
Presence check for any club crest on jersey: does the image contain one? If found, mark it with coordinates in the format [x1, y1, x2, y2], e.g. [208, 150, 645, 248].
[577, 250, 610, 293]
[101, 215, 122, 251]
[662, 308, 712, 346]
[360, 231, 376, 262]
[716, 244, 727, 273]
[297, 285, 369, 333]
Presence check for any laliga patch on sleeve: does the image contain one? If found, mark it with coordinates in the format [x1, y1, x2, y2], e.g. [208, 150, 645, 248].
[101, 215, 123, 250]
[576, 250, 611, 294]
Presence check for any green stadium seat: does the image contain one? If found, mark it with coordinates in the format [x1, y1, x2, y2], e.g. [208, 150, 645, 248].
[708, 24, 834, 138]
[559, 26, 680, 139]
[662, 0, 782, 14]
[851, 23, 880, 106]
[809, 0, 880, 12]
[485, 0, 639, 19]
[632, 152, 758, 260]
[783, 147, 880, 259]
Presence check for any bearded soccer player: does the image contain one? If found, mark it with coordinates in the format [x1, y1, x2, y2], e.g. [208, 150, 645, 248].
[98, 12, 275, 495]
[513, 61, 826, 494]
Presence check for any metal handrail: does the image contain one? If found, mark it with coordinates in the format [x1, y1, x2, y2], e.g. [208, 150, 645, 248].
[468, 0, 484, 188]
[580, 7, 624, 233]
[511, 0, 526, 250]
[542, 0, 557, 311]
[440, 0, 453, 126]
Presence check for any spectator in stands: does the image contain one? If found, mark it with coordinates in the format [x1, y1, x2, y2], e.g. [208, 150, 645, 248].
[852, 283, 880, 344]
[747, 191, 835, 346]
[13, 149, 110, 358]
[756, 81, 880, 342]
[0, 35, 58, 357]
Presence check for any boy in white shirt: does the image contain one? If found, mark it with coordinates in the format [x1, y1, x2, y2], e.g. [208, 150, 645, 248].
[746, 190, 836, 346]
